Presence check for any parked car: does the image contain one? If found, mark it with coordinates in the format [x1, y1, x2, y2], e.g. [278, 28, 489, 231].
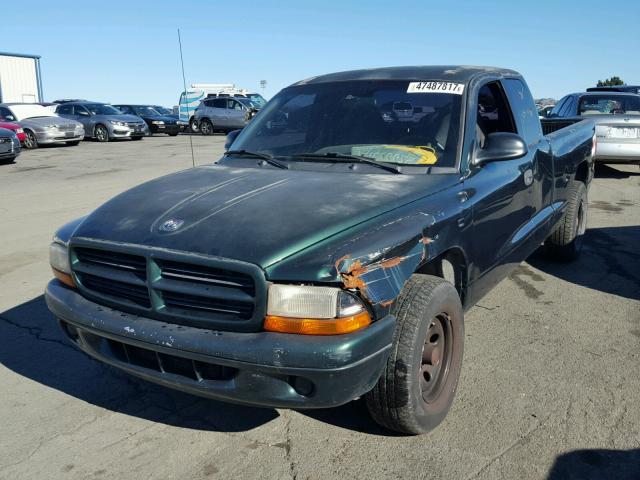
[193, 97, 259, 135]
[113, 105, 184, 136]
[0, 103, 84, 149]
[45, 66, 594, 435]
[178, 84, 267, 132]
[0, 127, 21, 164]
[587, 85, 640, 94]
[0, 119, 26, 143]
[547, 91, 640, 164]
[56, 102, 149, 142]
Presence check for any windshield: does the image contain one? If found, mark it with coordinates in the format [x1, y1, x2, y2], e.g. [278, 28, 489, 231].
[578, 95, 640, 115]
[153, 106, 173, 115]
[237, 98, 259, 109]
[84, 104, 123, 115]
[247, 94, 267, 107]
[133, 106, 161, 116]
[232, 80, 463, 168]
[8, 104, 58, 121]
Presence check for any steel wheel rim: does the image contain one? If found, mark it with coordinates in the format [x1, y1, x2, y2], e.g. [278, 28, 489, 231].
[420, 313, 453, 403]
[201, 122, 211, 134]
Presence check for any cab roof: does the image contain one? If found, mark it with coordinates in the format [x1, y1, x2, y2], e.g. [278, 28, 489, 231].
[292, 65, 520, 86]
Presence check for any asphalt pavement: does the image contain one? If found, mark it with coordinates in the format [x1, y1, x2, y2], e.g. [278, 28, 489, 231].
[0, 135, 638, 479]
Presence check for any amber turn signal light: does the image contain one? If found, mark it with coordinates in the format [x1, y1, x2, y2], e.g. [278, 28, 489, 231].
[264, 310, 371, 335]
[52, 267, 76, 288]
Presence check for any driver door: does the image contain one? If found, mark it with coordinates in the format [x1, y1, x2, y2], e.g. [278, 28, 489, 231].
[464, 81, 539, 302]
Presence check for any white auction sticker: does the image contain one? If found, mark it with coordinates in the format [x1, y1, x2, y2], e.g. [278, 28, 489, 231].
[407, 81, 465, 95]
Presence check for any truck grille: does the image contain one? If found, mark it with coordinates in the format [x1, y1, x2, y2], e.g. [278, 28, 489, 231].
[70, 243, 266, 332]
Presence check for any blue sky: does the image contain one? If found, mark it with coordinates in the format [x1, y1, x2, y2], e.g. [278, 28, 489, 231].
[4, 0, 638, 106]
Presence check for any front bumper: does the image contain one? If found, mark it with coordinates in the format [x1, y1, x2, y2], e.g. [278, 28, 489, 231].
[149, 123, 183, 135]
[37, 129, 85, 144]
[0, 137, 21, 158]
[45, 280, 394, 408]
[595, 140, 640, 163]
[108, 125, 148, 138]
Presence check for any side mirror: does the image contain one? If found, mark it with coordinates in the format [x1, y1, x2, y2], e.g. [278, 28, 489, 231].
[225, 129, 242, 151]
[473, 132, 528, 166]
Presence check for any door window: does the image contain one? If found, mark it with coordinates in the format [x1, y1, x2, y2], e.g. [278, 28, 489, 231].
[73, 105, 90, 116]
[0, 107, 15, 121]
[476, 81, 516, 147]
[57, 105, 72, 115]
[212, 99, 227, 109]
[502, 78, 543, 145]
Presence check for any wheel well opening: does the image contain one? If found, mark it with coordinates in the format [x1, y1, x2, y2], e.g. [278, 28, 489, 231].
[575, 161, 589, 185]
[415, 249, 467, 304]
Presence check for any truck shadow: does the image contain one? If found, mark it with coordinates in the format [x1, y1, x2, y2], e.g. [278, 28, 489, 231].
[547, 448, 640, 480]
[594, 163, 640, 178]
[0, 296, 279, 433]
[529, 225, 640, 301]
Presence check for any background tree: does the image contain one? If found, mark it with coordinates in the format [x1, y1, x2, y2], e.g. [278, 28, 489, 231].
[596, 76, 625, 87]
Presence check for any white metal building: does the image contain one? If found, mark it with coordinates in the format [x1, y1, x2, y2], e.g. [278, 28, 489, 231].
[0, 51, 43, 103]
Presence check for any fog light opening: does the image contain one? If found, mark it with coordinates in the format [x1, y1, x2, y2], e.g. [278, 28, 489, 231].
[290, 376, 315, 397]
[59, 320, 80, 342]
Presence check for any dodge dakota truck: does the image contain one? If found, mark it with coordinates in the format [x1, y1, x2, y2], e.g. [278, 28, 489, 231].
[45, 66, 595, 434]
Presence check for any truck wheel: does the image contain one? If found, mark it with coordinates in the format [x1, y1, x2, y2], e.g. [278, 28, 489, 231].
[23, 130, 38, 149]
[95, 124, 109, 142]
[199, 119, 214, 136]
[365, 275, 464, 435]
[544, 180, 587, 262]
[189, 117, 200, 133]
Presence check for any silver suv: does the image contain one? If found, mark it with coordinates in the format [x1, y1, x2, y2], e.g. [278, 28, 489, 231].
[193, 97, 258, 135]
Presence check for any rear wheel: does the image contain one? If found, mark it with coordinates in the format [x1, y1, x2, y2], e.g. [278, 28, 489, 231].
[94, 124, 109, 142]
[199, 119, 214, 136]
[23, 130, 38, 149]
[169, 133, 179, 137]
[545, 180, 587, 262]
[131, 136, 143, 141]
[365, 275, 464, 435]
[189, 117, 200, 133]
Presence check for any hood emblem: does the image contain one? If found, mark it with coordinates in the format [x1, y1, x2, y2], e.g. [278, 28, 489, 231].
[159, 218, 185, 232]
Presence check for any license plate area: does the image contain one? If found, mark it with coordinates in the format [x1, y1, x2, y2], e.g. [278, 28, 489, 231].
[608, 127, 639, 139]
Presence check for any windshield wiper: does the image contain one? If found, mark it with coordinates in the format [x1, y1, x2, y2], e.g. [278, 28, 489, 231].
[225, 150, 289, 170]
[289, 152, 402, 174]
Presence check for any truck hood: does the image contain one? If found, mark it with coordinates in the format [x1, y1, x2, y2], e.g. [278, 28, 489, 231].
[72, 165, 457, 268]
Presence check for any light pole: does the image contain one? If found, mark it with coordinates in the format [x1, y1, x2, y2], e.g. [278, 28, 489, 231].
[260, 79, 267, 97]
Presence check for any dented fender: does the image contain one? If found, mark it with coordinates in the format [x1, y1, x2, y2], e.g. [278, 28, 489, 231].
[266, 184, 468, 317]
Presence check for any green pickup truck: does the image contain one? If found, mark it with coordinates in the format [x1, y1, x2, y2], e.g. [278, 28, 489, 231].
[46, 66, 594, 434]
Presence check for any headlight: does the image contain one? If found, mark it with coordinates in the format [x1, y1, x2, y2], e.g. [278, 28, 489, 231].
[49, 242, 76, 288]
[109, 120, 127, 127]
[151, 120, 164, 125]
[264, 284, 371, 335]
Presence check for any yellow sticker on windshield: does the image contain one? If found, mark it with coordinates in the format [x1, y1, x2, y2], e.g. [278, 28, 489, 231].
[381, 145, 439, 165]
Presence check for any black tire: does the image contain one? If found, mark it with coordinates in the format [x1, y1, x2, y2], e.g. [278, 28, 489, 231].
[94, 124, 109, 142]
[189, 117, 200, 133]
[0, 156, 16, 164]
[23, 130, 38, 149]
[169, 133, 179, 136]
[131, 136, 144, 141]
[544, 180, 587, 262]
[365, 275, 464, 435]
[199, 119, 213, 136]
[65, 141, 80, 146]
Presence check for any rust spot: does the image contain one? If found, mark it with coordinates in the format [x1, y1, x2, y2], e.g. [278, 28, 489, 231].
[421, 236, 432, 245]
[379, 299, 394, 307]
[378, 257, 404, 269]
